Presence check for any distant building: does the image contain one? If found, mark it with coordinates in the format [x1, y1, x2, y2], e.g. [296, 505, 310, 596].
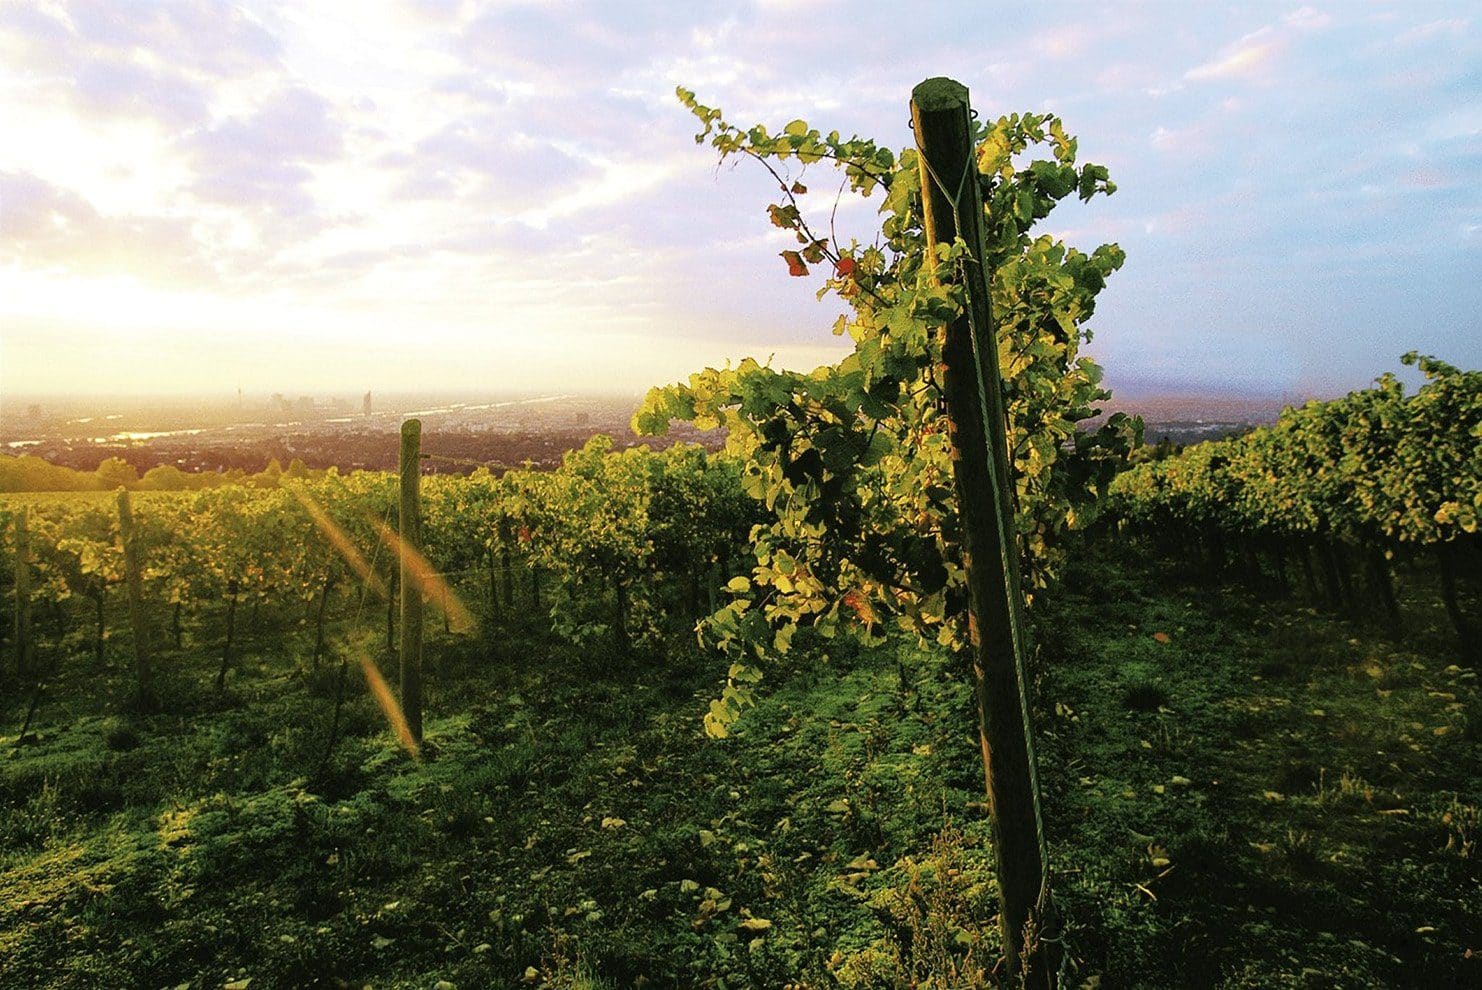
[363, 391, 373, 416]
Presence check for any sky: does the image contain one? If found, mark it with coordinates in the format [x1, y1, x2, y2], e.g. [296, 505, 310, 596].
[0, 1, 1478, 402]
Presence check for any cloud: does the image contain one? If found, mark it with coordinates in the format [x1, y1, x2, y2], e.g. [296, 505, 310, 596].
[0, 1, 280, 132]
[183, 86, 345, 223]
[1029, 24, 1101, 59]
[400, 119, 596, 210]
[1283, 7, 1332, 32]
[72, 57, 213, 128]
[1185, 30, 1284, 82]
[0, 171, 208, 282]
[1184, 6, 1335, 85]
[63, 0, 280, 76]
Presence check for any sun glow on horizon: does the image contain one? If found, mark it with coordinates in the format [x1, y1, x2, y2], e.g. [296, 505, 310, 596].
[1, 3, 1477, 400]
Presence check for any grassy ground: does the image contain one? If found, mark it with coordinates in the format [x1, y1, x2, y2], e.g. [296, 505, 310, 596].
[1038, 541, 1480, 987]
[0, 539, 1477, 988]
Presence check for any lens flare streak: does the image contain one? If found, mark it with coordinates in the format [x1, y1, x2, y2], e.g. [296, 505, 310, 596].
[356, 652, 420, 758]
[287, 485, 389, 599]
[368, 514, 477, 634]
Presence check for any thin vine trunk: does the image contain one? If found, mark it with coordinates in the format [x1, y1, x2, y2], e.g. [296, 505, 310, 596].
[1332, 541, 1358, 613]
[313, 574, 333, 672]
[613, 578, 630, 652]
[12, 509, 32, 682]
[116, 491, 154, 710]
[14, 680, 44, 747]
[1437, 541, 1478, 665]
[1299, 544, 1320, 602]
[319, 654, 351, 769]
[385, 570, 396, 655]
[215, 579, 238, 691]
[1269, 544, 1291, 597]
[487, 547, 499, 616]
[1366, 545, 1402, 633]
[501, 541, 514, 608]
[93, 588, 106, 668]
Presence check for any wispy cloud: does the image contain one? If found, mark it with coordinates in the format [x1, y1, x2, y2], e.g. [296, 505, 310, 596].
[1185, 29, 1284, 82]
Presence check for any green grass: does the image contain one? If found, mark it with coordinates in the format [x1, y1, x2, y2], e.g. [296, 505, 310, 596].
[0, 538, 1477, 988]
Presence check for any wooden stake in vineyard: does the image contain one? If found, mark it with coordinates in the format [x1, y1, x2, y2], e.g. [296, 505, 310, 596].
[116, 489, 155, 710]
[399, 419, 425, 744]
[911, 77, 1054, 987]
[12, 509, 33, 681]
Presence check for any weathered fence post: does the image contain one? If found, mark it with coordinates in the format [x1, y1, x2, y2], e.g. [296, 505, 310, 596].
[399, 419, 424, 743]
[116, 489, 154, 710]
[912, 76, 1054, 987]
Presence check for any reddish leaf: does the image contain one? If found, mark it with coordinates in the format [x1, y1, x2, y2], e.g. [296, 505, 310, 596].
[790, 181, 807, 195]
[1152, 631, 1170, 644]
[767, 204, 800, 229]
[781, 250, 808, 277]
[843, 589, 877, 625]
[835, 257, 857, 278]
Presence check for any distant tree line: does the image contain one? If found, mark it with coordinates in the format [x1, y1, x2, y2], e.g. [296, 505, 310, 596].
[0, 453, 327, 493]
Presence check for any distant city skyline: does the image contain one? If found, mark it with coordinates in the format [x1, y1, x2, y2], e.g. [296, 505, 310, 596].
[1, 2, 1477, 400]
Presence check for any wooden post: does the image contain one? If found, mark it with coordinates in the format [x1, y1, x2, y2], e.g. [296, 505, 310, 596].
[116, 490, 154, 709]
[912, 76, 1052, 987]
[12, 509, 32, 681]
[399, 420, 424, 743]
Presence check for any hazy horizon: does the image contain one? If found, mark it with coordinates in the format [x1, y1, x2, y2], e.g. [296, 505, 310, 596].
[1, 3, 1478, 400]
[0, 366, 1403, 407]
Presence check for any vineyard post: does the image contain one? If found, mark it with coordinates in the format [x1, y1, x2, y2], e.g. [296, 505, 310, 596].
[12, 509, 33, 681]
[911, 76, 1053, 987]
[116, 490, 154, 710]
[399, 419, 424, 744]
